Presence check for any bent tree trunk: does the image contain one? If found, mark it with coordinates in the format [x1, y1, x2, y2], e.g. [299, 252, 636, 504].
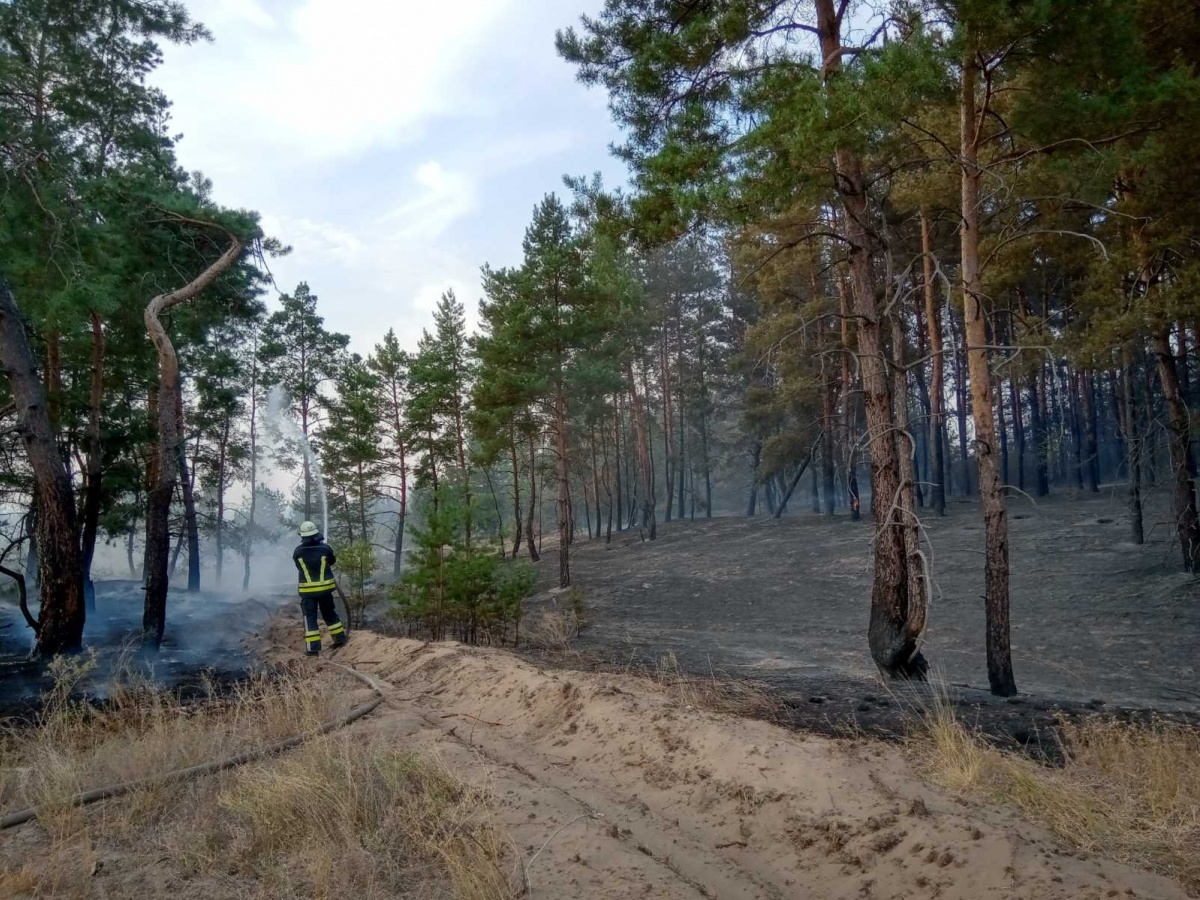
[816, 0, 926, 680]
[0, 279, 85, 654]
[143, 231, 243, 650]
[961, 38, 1016, 696]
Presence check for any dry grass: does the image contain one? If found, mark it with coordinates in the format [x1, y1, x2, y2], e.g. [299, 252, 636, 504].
[649, 652, 784, 721]
[220, 741, 511, 899]
[522, 607, 582, 650]
[916, 692, 1200, 892]
[0, 656, 515, 899]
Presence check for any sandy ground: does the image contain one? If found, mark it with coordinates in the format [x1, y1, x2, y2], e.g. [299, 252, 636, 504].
[281, 627, 1190, 900]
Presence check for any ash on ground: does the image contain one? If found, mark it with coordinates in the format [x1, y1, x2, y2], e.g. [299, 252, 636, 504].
[0, 581, 291, 719]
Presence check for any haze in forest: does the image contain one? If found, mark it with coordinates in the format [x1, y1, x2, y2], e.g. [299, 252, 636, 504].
[153, 0, 628, 354]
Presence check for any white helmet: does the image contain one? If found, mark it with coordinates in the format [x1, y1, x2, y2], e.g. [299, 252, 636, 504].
[298, 521, 319, 538]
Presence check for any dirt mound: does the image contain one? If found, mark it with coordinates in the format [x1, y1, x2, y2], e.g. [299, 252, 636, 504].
[298, 629, 1188, 900]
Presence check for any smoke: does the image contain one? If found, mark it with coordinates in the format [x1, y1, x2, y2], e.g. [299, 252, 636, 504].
[0, 581, 294, 714]
[265, 384, 329, 537]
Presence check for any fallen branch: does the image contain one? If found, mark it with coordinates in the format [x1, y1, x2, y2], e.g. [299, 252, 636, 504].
[0, 564, 36, 630]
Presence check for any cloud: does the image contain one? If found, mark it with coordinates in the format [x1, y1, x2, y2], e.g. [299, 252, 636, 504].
[380, 162, 476, 240]
[152, 0, 628, 362]
[161, 0, 513, 164]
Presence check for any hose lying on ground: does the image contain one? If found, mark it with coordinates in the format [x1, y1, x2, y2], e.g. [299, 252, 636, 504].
[0, 660, 384, 830]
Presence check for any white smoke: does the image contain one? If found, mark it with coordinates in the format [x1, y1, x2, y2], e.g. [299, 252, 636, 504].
[264, 384, 329, 538]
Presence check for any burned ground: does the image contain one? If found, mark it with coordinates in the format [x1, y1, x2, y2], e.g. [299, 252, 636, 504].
[0, 582, 289, 718]
[525, 489, 1200, 751]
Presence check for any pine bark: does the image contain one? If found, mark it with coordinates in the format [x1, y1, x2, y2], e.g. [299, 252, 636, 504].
[961, 39, 1016, 695]
[1120, 347, 1144, 545]
[1154, 326, 1200, 570]
[0, 280, 85, 655]
[628, 361, 656, 538]
[817, 0, 925, 679]
[509, 433, 523, 559]
[921, 210, 946, 516]
[80, 312, 105, 612]
[526, 431, 540, 562]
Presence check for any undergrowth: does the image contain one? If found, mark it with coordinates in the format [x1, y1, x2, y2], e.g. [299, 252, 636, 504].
[0, 653, 514, 899]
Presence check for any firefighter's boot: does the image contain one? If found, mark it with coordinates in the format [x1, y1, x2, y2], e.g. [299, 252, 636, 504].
[305, 630, 322, 657]
[329, 620, 348, 648]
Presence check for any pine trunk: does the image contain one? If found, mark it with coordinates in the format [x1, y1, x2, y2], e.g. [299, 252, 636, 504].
[143, 231, 242, 650]
[509, 434, 523, 560]
[961, 43, 1016, 695]
[1154, 326, 1200, 570]
[0, 280, 85, 655]
[526, 432, 540, 562]
[1083, 371, 1101, 492]
[921, 210, 946, 516]
[557, 387, 570, 588]
[1120, 347, 1144, 545]
[818, 0, 925, 680]
[80, 312, 105, 612]
[628, 361, 656, 538]
[178, 407, 201, 593]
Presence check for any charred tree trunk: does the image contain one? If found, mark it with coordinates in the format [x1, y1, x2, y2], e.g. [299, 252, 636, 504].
[214, 414, 230, 585]
[526, 431, 540, 562]
[0, 280, 85, 655]
[614, 396, 625, 531]
[80, 312, 105, 612]
[143, 231, 242, 650]
[243, 336, 260, 591]
[628, 361, 656, 538]
[1154, 326, 1200, 570]
[822, 400, 837, 517]
[660, 332, 675, 523]
[1082, 371, 1101, 493]
[1069, 367, 1085, 491]
[746, 440, 761, 517]
[509, 433, 523, 559]
[1028, 375, 1050, 496]
[818, 0, 925, 681]
[921, 210, 946, 516]
[961, 42, 1016, 695]
[1120, 347, 1144, 545]
[1010, 374, 1026, 492]
[949, 306, 972, 496]
[177, 407, 200, 593]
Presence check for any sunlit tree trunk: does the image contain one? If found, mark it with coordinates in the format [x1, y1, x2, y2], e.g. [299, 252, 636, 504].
[961, 34, 1015, 694]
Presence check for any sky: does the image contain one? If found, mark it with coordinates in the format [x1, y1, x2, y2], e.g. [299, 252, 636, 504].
[154, 0, 628, 356]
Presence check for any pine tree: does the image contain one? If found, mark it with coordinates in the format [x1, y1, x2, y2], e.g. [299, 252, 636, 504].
[260, 283, 350, 522]
[368, 329, 412, 577]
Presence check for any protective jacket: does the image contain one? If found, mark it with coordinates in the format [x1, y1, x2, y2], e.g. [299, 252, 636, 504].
[293, 535, 337, 595]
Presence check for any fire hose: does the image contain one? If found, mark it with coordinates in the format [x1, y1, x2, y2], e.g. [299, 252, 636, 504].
[0, 660, 384, 830]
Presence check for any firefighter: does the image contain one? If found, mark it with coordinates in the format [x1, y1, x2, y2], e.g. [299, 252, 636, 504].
[293, 521, 347, 656]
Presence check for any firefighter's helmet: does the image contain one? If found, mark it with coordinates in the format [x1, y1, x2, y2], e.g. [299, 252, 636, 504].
[298, 521, 319, 538]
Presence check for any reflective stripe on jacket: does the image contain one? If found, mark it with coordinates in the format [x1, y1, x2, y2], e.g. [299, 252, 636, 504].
[293, 538, 337, 594]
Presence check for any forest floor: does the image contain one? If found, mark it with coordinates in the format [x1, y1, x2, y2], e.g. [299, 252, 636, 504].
[519, 487, 1200, 753]
[2, 626, 1195, 899]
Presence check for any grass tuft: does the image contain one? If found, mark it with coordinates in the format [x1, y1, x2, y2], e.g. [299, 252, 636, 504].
[916, 691, 1200, 892]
